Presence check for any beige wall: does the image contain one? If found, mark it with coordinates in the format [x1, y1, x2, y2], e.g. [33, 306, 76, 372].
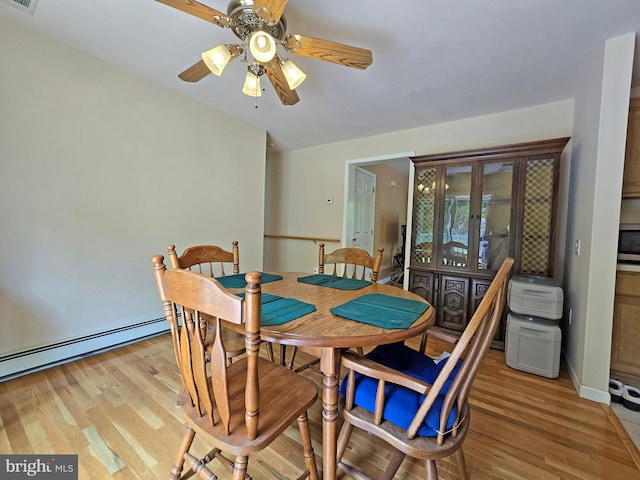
[562, 33, 635, 401]
[361, 164, 409, 279]
[0, 18, 267, 376]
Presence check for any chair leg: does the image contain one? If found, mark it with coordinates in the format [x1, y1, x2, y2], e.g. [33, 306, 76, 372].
[232, 456, 249, 480]
[175, 387, 185, 408]
[297, 412, 318, 480]
[419, 331, 428, 353]
[425, 459, 438, 480]
[170, 427, 195, 480]
[381, 449, 405, 480]
[264, 341, 274, 362]
[286, 345, 298, 369]
[336, 421, 354, 463]
[453, 448, 469, 480]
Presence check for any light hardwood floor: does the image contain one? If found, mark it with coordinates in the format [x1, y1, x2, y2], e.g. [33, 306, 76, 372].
[1, 333, 639, 480]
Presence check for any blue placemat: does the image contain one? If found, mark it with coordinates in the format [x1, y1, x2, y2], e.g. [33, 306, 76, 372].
[215, 272, 283, 289]
[297, 274, 370, 290]
[236, 293, 316, 326]
[330, 294, 429, 329]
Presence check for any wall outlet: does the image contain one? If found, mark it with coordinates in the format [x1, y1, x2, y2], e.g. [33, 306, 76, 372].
[313, 267, 319, 274]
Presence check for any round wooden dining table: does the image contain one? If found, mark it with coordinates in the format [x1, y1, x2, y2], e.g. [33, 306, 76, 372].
[236, 272, 436, 480]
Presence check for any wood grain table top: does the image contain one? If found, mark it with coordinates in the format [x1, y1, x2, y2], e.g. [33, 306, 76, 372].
[230, 272, 435, 349]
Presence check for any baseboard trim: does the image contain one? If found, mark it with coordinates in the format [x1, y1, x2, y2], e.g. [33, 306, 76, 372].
[0, 318, 168, 382]
[580, 384, 611, 404]
[563, 347, 610, 404]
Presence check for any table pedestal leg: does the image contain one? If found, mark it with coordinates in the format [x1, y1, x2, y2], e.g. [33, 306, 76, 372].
[320, 347, 342, 480]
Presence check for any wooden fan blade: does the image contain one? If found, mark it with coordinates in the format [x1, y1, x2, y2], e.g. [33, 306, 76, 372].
[266, 60, 299, 105]
[178, 60, 211, 82]
[155, 0, 230, 26]
[253, 0, 288, 24]
[284, 34, 373, 70]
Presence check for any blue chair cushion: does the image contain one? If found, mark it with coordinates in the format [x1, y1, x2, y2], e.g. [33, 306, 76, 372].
[340, 342, 462, 437]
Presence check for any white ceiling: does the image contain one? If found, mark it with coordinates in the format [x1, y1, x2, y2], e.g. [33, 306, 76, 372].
[2, 0, 640, 153]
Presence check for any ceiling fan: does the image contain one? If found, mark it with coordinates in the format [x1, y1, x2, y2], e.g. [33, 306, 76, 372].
[155, 0, 373, 106]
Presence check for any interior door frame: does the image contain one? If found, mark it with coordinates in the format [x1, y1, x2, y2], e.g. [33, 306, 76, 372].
[343, 151, 416, 287]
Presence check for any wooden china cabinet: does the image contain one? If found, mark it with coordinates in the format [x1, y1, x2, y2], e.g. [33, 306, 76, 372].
[408, 137, 569, 349]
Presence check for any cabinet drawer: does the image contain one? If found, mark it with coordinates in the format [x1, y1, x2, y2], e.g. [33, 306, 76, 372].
[616, 271, 640, 297]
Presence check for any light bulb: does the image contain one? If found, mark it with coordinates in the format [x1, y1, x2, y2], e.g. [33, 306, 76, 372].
[248, 31, 276, 63]
[281, 59, 306, 90]
[242, 72, 262, 97]
[201, 45, 232, 76]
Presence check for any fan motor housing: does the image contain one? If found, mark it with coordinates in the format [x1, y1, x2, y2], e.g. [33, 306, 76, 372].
[227, 0, 287, 40]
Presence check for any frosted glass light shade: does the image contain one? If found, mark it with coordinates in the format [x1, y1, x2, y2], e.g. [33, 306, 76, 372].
[242, 72, 262, 97]
[281, 59, 306, 90]
[248, 31, 276, 63]
[202, 45, 232, 76]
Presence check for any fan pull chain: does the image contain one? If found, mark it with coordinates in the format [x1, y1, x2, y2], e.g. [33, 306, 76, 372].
[254, 86, 266, 109]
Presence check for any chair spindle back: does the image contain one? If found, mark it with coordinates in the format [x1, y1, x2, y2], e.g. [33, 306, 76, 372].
[152, 255, 262, 439]
[167, 241, 239, 278]
[318, 244, 384, 282]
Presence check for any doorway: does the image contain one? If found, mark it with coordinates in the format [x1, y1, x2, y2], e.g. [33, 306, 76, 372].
[343, 151, 415, 287]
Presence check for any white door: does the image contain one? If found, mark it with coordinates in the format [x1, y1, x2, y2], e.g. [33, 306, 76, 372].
[351, 167, 375, 254]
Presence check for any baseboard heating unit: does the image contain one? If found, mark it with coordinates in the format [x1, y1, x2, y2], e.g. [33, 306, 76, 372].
[0, 318, 168, 382]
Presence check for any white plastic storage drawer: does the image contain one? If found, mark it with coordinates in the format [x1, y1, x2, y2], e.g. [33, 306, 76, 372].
[505, 313, 561, 378]
[508, 275, 563, 320]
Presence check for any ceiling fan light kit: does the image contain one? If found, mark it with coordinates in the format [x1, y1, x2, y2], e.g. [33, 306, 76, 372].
[156, 0, 373, 105]
[281, 58, 305, 90]
[242, 71, 262, 97]
[201, 44, 233, 76]
[248, 30, 276, 62]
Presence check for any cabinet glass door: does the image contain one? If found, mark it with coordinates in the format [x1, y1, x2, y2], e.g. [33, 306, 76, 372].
[478, 161, 514, 270]
[412, 167, 437, 266]
[521, 157, 555, 275]
[441, 165, 472, 268]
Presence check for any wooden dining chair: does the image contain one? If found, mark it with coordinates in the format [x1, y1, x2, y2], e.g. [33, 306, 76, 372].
[283, 244, 385, 372]
[336, 257, 514, 480]
[167, 243, 248, 365]
[167, 242, 240, 277]
[319, 243, 384, 282]
[151, 256, 319, 480]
